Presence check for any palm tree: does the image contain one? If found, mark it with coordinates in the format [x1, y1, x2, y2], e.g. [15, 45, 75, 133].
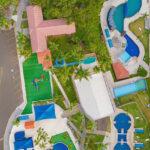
[13, 118, 20, 126]
[39, 142, 46, 149]
[75, 66, 90, 81]
[142, 13, 149, 19]
[93, 66, 101, 73]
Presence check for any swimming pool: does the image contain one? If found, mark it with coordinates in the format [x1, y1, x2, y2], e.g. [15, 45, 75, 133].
[118, 134, 127, 142]
[104, 29, 110, 38]
[108, 39, 113, 48]
[114, 113, 131, 133]
[53, 143, 68, 150]
[114, 143, 130, 150]
[108, 0, 142, 33]
[113, 79, 147, 98]
[124, 34, 140, 57]
[134, 128, 145, 133]
[120, 51, 131, 63]
[114, 113, 131, 150]
[134, 143, 144, 148]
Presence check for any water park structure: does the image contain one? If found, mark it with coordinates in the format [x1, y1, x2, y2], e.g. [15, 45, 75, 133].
[3, 0, 150, 150]
[100, 0, 149, 80]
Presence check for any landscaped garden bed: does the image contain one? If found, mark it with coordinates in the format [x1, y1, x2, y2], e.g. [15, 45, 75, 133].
[50, 132, 76, 150]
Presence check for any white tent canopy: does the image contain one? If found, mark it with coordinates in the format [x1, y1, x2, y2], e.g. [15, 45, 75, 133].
[73, 72, 114, 120]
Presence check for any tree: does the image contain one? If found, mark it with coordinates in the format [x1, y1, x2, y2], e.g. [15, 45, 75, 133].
[17, 31, 32, 59]
[13, 117, 20, 126]
[137, 66, 148, 77]
[93, 66, 101, 73]
[34, 127, 49, 149]
[75, 66, 90, 81]
[55, 66, 73, 84]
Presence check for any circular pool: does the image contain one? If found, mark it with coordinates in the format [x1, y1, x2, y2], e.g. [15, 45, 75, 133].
[53, 142, 68, 150]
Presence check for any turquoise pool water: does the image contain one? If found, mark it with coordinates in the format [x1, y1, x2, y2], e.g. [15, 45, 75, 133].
[114, 79, 147, 98]
[113, 4, 125, 33]
[125, 0, 142, 18]
[109, 0, 142, 33]
[120, 51, 131, 63]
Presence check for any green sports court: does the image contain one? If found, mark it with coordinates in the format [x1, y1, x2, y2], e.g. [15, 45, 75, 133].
[22, 54, 52, 114]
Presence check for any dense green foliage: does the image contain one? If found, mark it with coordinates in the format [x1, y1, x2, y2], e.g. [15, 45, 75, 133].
[30, 0, 112, 72]
[137, 66, 148, 77]
[0, 9, 14, 29]
[13, 117, 20, 126]
[0, 0, 18, 9]
[17, 31, 32, 58]
[75, 66, 90, 81]
[0, 0, 19, 29]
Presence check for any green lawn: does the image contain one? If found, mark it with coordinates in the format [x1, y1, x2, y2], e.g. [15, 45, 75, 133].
[50, 132, 76, 150]
[130, 16, 149, 64]
[146, 77, 150, 100]
[85, 134, 105, 150]
[22, 54, 52, 114]
[120, 103, 150, 150]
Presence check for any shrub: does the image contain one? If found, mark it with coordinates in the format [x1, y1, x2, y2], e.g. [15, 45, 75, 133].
[137, 66, 148, 77]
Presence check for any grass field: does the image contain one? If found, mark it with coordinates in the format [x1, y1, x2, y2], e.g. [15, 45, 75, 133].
[22, 54, 52, 114]
[50, 132, 76, 150]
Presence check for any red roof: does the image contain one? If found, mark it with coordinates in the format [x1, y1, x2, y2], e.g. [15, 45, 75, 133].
[25, 121, 34, 129]
[37, 50, 52, 70]
[26, 5, 76, 53]
[113, 62, 130, 80]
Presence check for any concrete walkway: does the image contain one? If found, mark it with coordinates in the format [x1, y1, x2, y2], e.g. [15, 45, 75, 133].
[52, 73, 70, 108]
[15, 0, 29, 34]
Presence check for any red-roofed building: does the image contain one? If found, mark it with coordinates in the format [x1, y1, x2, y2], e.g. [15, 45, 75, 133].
[26, 5, 76, 70]
[113, 62, 130, 80]
[25, 121, 34, 129]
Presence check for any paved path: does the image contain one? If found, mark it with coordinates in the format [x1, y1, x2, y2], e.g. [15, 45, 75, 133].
[0, 29, 23, 150]
[15, 0, 29, 34]
[52, 73, 70, 108]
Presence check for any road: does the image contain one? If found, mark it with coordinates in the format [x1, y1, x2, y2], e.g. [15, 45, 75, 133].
[0, 29, 23, 149]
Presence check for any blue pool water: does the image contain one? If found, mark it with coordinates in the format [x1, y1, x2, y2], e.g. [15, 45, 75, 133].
[108, 0, 142, 33]
[118, 134, 127, 142]
[124, 34, 140, 57]
[135, 128, 145, 133]
[114, 143, 130, 150]
[114, 113, 131, 150]
[124, 0, 142, 18]
[104, 29, 110, 38]
[108, 39, 113, 48]
[113, 79, 147, 98]
[114, 113, 131, 133]
[113, 4, 125, 33]
[120, 51, 131, 63]
[134, 143, 144, 148]
[53, 143, 68, 150]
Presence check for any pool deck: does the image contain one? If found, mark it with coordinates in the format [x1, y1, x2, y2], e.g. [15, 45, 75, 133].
[100, 0, 149, 76]
[109, 109, 134, 150]
[9, 104, 80, 150]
